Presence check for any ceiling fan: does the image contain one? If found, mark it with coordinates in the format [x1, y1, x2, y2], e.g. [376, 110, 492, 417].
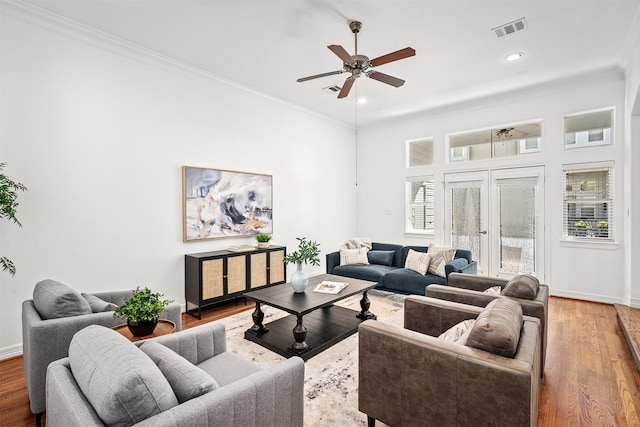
[296, 21, 416, 99]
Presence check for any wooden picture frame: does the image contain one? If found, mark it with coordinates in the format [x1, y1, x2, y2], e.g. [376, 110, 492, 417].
[182, 166, 273, 241]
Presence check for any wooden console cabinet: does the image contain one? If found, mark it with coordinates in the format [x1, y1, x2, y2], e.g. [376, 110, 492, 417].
[185, 245, 286, 319]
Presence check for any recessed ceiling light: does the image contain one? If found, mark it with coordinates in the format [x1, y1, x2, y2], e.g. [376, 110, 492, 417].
[358, 98, 368, 104]
[505, 52, 525, 62]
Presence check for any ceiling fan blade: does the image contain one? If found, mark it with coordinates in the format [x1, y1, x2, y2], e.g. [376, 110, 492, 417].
[368, 71, 405, 88]
[297, 70, 345, 83]
[328, 45, 355, 65]
[370, 47, 416, 67]
[337, 77, 355, 99]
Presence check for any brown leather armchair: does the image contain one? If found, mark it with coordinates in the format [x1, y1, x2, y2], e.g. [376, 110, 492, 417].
[426, 272, 548, 373]
[358, 296, 541, 427]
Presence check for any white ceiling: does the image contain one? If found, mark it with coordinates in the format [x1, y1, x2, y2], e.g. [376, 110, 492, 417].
[17, 0, 640, 126]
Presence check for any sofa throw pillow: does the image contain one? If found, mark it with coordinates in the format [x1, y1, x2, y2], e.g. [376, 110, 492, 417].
[367, 250, 395, 267]
[139, 341, 219, 403]
[404, 249, 431, 275]
[33, 279, 92, 320]
[438, 319, 475, 343]
[465, 297, 523, 358]
[502, 274, 540, 299]
[81, 293, 118, 313]
[340, 248, 369, 266]
[69, 325, 178, 426]
[483, 286, 502, 296]
[427, 244, 456, 277]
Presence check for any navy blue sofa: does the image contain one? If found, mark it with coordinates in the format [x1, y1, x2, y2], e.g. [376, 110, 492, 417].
[326, 243, 477, 295]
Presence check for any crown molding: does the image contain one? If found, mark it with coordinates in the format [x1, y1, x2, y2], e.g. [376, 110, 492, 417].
[0, 0, 350, 129]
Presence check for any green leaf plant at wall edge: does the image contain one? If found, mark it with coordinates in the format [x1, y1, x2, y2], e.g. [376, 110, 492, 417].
[0, 163, 27, 276]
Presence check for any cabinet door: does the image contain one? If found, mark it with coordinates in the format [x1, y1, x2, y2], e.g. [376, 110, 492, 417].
[269, 249, 285, 284]
[250, 252, 268, 288]
[226, 255, 247, 294]
[202, 259, 224, 300]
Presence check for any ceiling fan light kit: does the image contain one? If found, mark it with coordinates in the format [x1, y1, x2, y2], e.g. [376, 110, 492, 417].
[297, 21, 416, 99]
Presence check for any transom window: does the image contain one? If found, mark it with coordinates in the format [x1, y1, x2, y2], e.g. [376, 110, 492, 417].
[564, 108, 613, 149]
[448, 121, 542, 163]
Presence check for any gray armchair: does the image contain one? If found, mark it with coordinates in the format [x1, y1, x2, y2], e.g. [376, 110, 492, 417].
[427, 272, 549, 373]
[46, 323, 305, 427]
[359, 296, 541, 427]
[22, 280, 182, 425]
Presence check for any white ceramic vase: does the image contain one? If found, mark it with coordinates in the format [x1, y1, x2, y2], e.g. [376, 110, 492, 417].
[290, 262, 308, 293]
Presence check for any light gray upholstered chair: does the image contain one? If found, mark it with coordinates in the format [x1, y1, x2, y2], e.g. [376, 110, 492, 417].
[46, 323, 305, 427]
[359, 296, 541, 427]
[426, 272, 549, 373]
[22, 279, 182, 426]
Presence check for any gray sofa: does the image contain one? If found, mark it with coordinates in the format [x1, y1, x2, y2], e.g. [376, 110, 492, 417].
[359, 296, 541, 427]
[22, 279, 182, 425]
[326, 242, 477, 295]
[46, 323, 305, 427]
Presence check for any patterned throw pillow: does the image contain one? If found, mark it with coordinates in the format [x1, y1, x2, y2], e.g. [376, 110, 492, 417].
[483, 286, 503, 296]
[427, 244, 456, 277]
[438, 319, 476, 343]
[340, 248, 370, 266]
[404, 249, 431, 275]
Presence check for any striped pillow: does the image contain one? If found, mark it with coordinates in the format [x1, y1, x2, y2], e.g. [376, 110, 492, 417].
[427, 244, 456, 277]
[404, 249, 431, 275]
[340, 248, 370, 266]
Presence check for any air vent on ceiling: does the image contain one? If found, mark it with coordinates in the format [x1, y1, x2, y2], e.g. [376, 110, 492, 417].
[322, 85, 341, 94]
[492, 18, 528, 38]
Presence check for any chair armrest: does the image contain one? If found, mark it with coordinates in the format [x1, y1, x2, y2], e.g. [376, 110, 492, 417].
[358, 319, 540, 427]
[136, 357, 305, 427]
[46, 358, 105, 427]
[90, 290, 134, 305]
[326, 251, 340, 274]
[141, 323, 227, 365]
[22, 300, 127, 415]
[427, 284, 498, 306]
[447, 272, 508, 291]
[403, 295, 483, 336]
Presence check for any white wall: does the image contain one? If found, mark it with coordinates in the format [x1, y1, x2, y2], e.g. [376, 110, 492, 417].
[0, 11, 356, 357]
[356, 69, 627, 303]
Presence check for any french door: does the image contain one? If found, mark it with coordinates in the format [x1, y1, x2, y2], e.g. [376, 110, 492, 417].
[444, 167, 545, 280]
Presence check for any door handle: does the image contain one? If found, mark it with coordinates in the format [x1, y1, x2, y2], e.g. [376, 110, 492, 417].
[479, 230, 488, 235]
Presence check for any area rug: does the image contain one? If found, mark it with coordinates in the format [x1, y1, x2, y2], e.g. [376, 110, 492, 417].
[214, 290, 405, 426]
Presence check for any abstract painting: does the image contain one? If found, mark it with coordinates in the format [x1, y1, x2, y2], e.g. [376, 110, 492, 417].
[182, 166, 273, 241]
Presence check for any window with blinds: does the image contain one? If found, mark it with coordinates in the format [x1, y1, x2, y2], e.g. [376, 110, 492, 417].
[563, 164, 613, 240]
[406, 176, 435, 233]
[407, 138, 434, 167]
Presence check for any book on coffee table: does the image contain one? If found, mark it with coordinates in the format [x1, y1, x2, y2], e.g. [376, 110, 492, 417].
[313, 281, 348, 294]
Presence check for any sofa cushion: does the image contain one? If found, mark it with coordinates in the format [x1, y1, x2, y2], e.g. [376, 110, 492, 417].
[82, 293, 118, 313]
[438, 319, 475, 343]
[383, 268, 446, 294]
[367, 250, 395, 267]
[33, 279, 92, 320]
[427, 244, 456, 277]
[332, 264, 395, 285]
[69, 325, 178, 426]
[340, 248, 369, 266]
[404, 249, 431, 275]
[139, 341, 218, 403]
[502, 274, 540, 299]
[466, 298, 523, 358]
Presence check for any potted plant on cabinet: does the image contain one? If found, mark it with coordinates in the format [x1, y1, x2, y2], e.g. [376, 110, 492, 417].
[283, 237, 320, 293]
[113, 286, 173, 337]
[256, 233, 272, 249]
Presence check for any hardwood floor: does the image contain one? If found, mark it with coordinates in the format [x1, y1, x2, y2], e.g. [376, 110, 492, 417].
[2, 296, 640, 426]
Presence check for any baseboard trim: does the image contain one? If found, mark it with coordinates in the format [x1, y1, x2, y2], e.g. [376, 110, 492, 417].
[551, 289, 625, 305]
[0, 343, 23, 361]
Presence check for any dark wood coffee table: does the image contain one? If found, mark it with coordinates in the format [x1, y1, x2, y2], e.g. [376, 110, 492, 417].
[243, 274, 377, 360]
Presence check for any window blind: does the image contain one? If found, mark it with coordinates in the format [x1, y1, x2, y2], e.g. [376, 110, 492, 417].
[563, 165, 613, 240]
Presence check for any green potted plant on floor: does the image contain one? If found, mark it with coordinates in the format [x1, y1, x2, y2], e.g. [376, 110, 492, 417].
[256, 233, 272, 249]
[283, 237, 320, 293]
[0, 163, 27, 276]
[113, 286, 173, 337]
